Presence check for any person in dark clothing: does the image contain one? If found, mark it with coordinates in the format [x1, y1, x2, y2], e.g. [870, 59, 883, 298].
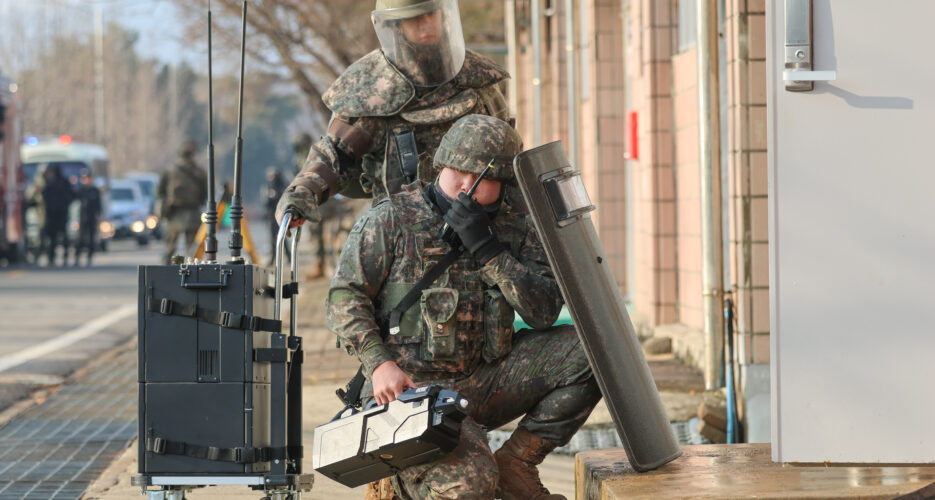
[74, 172, 102, 266]
[41, 164, 75, 266]
[264, 166, 289, 265]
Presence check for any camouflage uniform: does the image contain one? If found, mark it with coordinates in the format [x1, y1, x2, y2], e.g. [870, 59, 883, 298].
[275, 49, 511, 224]
[327, 116, 601, 499]
[157, 142, 207, 264]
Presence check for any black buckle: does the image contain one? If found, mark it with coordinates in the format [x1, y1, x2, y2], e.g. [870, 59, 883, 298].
[219, 311, 243, 329]
[206, 446, 220, 461]
[150, 437, 166, 454]
[247, 316, 260, 331]
[235, 447, 256, 464]
[159, 298, 173, 315]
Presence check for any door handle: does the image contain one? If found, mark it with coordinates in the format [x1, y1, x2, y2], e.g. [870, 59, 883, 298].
[784, 0, 835, 91]
[782, 70, 836, 82]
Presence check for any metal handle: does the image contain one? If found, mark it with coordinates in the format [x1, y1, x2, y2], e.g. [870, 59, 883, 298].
[782, 70, 835, 82]
[274, 212, 294, 322]
[784, 0, 835, 91]
[289, 225, 301, 338]
[180, 268, 232, 289]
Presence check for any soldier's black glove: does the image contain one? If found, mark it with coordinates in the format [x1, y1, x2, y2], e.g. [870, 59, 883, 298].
[443, 193, 506, 264]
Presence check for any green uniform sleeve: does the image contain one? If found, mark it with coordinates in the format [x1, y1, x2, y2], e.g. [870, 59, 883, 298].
[326, 202, 398, 377]
[289, 115, 384, 201]
[480, 216, 563, 329]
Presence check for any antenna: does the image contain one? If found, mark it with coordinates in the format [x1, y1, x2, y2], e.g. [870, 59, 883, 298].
[203, 0, 219, 263]
[228, 0, 248, 263]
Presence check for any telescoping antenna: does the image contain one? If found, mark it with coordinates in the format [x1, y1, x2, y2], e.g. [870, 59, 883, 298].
[203, 0, 219, 263]
[228, 0, 248, 263]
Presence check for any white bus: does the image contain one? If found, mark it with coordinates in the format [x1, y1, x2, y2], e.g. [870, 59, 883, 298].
[20, 136, 113, 259]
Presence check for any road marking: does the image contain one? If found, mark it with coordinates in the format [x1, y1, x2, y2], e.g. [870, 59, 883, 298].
[0, 303, 136, 373]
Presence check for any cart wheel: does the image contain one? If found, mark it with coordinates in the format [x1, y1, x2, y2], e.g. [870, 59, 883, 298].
[147, 490, 186, 500]
[261, 491, 298, 500]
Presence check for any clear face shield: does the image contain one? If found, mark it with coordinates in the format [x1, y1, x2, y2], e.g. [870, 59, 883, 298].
[372, 0, 466, 87]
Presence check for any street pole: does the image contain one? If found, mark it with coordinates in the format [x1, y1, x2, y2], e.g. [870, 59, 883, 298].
[697, 0, 725, 391]
[94, 4, 105, 144]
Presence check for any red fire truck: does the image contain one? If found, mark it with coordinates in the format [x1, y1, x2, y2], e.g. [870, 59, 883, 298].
[0, 76, 24, 265]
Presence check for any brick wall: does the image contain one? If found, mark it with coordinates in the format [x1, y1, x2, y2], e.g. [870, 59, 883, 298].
[672, 47, 703, 331]
[725, 0, 769, 364]
[625, 0, 678, 327]
[511, 0, 628, 293]
[590, 0, 627, 292]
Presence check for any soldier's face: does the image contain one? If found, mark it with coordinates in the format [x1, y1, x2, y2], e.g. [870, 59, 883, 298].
[438, 167, 502, 205]
[400, 10, 443, 45]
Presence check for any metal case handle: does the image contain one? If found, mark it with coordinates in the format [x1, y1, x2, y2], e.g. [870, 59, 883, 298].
[274, 212, 302, 331]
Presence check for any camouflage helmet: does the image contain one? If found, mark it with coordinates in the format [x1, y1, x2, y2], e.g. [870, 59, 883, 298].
[433, 114, 522, 182]
[373, 0, 440, 19]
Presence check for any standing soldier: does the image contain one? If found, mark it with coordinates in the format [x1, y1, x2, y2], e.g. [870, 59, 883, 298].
[327, 115, 601, 500]
[73, 172, 102, 266]
[41, 164, 74, 267]
[157, 140, 207, 264]
[276, 0, 513, 230]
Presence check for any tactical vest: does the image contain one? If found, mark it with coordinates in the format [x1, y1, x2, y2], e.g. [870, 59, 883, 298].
[375, 187, 527, 378]
[324, 49, 511, 201]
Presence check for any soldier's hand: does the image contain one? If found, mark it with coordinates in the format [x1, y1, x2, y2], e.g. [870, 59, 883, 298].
[372, 361, 417, 405]
[275, 185, 321, 226]
[443, 193, 506, 264]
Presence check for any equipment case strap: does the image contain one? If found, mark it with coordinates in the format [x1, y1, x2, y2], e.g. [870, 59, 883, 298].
[145, 436, 296, 464]
[146, 296, 281, 333]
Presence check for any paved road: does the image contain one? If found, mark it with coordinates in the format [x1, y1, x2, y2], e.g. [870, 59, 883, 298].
[0, 239, 155, 413]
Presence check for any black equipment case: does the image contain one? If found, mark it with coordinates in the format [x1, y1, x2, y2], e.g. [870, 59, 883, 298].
[133, 216, 312, 498]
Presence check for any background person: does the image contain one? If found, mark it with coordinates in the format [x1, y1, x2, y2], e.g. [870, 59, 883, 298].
[73, 172, 102, 266]
[157, 140, 207, 264]
[40, 164, 74, 267]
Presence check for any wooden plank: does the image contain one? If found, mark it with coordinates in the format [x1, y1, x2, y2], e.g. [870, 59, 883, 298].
[576, 444, 935, 499]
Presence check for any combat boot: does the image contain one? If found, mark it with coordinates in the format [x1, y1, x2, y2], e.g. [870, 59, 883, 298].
[494, 428, 566, 500]
[305, 261, 324, 280]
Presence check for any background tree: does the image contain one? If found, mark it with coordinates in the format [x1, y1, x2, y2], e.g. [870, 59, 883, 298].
[176, 0, 506, 131]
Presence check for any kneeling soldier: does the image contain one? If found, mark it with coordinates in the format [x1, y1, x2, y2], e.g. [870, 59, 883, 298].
[327, 114, 601, 499]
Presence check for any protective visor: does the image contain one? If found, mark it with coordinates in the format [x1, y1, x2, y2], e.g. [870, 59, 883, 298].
[372, 0, 465, 87]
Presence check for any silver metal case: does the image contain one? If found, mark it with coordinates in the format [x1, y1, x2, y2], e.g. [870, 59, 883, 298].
[312, 386, 468, 487]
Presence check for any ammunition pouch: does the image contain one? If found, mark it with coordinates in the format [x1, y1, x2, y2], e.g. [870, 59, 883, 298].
[420, 288, 459, 360]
